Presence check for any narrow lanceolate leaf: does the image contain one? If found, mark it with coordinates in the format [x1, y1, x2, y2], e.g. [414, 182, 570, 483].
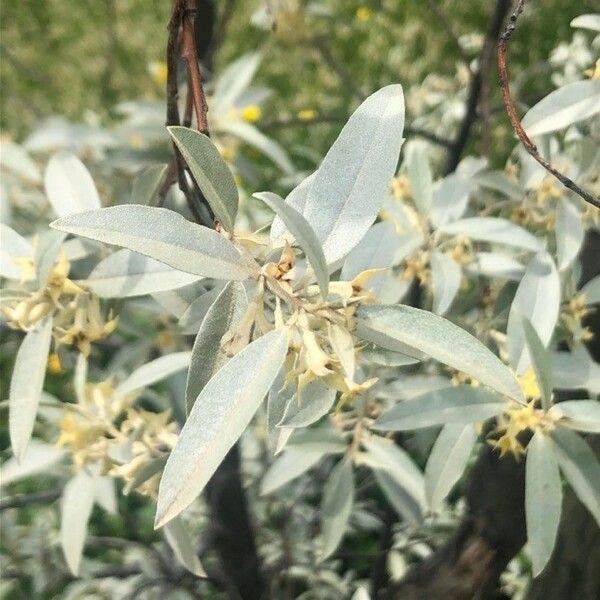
[555, 198, 584, 271]
[255, 191, 329, 297]
[522, 319, 553, 411]
[61, 470, 95, 575]
[425, 423, 477, 512]
[430, 252, 462, 315]
[300, 85, 405, 265]
[405, 142, 433, 214]
[438, 217, 543, 252]
[549, 400, 600, 434]
[168, 127, 238, 232]
[522, 79, 600, 137]
[581, 276, 600, 305]
[0, 224, 33, 280]
[328, 323, 356, 379]
[116, 351, 192, 398]
[163, 517, 206, 577]
[260, 448, 325, 495]
[374, 386, 506, 431]
[9, 317, 53, 462]
[45, 151, 101, 217]
[155, 328, 289, 528]
[0, 442, 66, 486]
[507, 251, 560, 375]
[320, 459, 354, 561]
[571, 14, 600, 32]
[85, 249, 200, 298]
[526, 431, 562, 577]
[356, 304, 524, 402]
[278, 380, 336, 428]
[362, 436, 425, 509]
[130, 164, 168, 205]
[373, 470, 423, 524]
[552, 428, 600, 526]
[51, 205, 253, 280]
[185, 281, 247, 413]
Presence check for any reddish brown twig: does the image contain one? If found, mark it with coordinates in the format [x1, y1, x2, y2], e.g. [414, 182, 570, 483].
[498, 0, 600, 209]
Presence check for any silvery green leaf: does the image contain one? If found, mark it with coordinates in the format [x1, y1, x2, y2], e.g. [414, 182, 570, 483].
[44, 151, 101, 217]
[438, 218, 543, 252]
[156, 328, 289, 527]
[425, 423, 477, 512]
[301, 85, 405, 265]
[549, 401, 600, 433]
[267, 367, 295, 453]
[34, 230, 67, 287]
[116, 351, 191, 398]
[85, 249, 200, 298]
[351, 587, 371, 600]
[526, 430, 562, 576]
[328, 323, 356, 379]
[93, 476, 117, 513]
[465, 252, 525, 281]
[213, 53, 261, 112]
[270, 172, 315, 243]
[374, 386, 506, 431]
[130, 164, 167, 205]
[507, 251, 560, 375]
[124, 454, 168, 495]
[361, 346, 420, 367]
[551, 347, 600, 395]
[522, 80, 600, 137]
[152, 280, 209, 318]
[362, 435, 425, 509]
[472, 170, 524, 201]
[553, 428, 600, 526]
[0, 224, 33, 279]
[288, 426, 347, 453]
[373, 469, 422, 524]
[430, 251, 461, 315]
[571, 14, 600, 32]
[61, 470, 95, 575]
[430, 172, 471, 227]
[555, 198, 584, 270]
[255, 191, 329, 297]
[163, 517, 206, 577]
[186, 281, 247, 413]
[51, 205, 253, 280]
[260, 448, 325, 495]
[341, 221, 400, 285]
[405, 141, 433, 214]
[356, 304, 524, 402]
[9, 317, 53, 462]
[581, 276, 600, 304]
[179, 285, 224, 330]
[320, 458, 354, 561]
[278, 379, 336, 428]
[219, 120, 294, 174]
[169, 127, 238, 232]
[0, 140, 42, 183]
[522, 318, 553, 410]
[0, 442, 66, 486]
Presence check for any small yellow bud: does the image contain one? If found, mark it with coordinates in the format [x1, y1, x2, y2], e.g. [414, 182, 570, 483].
[356, 6, 372, 22]
[241, 105, 262, 123]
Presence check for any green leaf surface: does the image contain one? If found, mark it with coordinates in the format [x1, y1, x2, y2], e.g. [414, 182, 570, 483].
[260, 448, 325, 495]
[51, 205, 253, 280]
[163, 517, 206, 577]
[155, 328, 289, 527]
[356, 304, 524, 402]
[522, 318, 553, 410]
[550, 400, 600, 433]
[169, 127, 239, 232]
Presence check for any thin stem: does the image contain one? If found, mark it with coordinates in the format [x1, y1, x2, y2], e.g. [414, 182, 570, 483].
[497, 0, 600, 209]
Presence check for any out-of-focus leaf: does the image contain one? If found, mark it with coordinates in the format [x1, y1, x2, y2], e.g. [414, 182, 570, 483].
[522, 80, 600, 136]
[373, 470, 422, 524]
[213, 53, 261, 112]
[319, 459, 354, 561]
[405, 141, 433, 214]
[465, 252, 525, 281]
[571, 14, 600, 32]
[261, 448, 325, 495]
[130, 164, 167, 205]
[549, 401, 600, 433]
[163, 517, 206, 577]
[522, 318, 553, 410]
[507, 251, 560, 375]
[0, 224, 33, 280]
[51, 205, 253, 280]
[425, 423, 477, 511]
[9, 317, 53, 462]
[430, 251, 461, 315]
[555, 198, 584, 270]
[581, 276, 600, 304]
[169, 127, 238, 232]
[356, 304, 524, 402]
[155, 329, 289, 527]
[526, 431, 562, 576]
[0, 442, 66, 486]
[44, 151, 101, 217]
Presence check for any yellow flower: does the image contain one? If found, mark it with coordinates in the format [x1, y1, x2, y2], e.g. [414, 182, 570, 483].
[517, 368, 540, 400]
[391, 175, 411, 200]
[356, 6, 372, 22]
[488, 433, 526, 458]
[148, 61, 168, 86]
[449, 237, 473, 266]
[220, 145, 237, 162]
[297, 109, 317, 121]
[47, 352, 63, 374]
[129, 134, 146, 150]
[241, 105, 262, 123]
[584, 58, 600, 80]
[536, 176, 561, 206]
[56, 413, 105, 466]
